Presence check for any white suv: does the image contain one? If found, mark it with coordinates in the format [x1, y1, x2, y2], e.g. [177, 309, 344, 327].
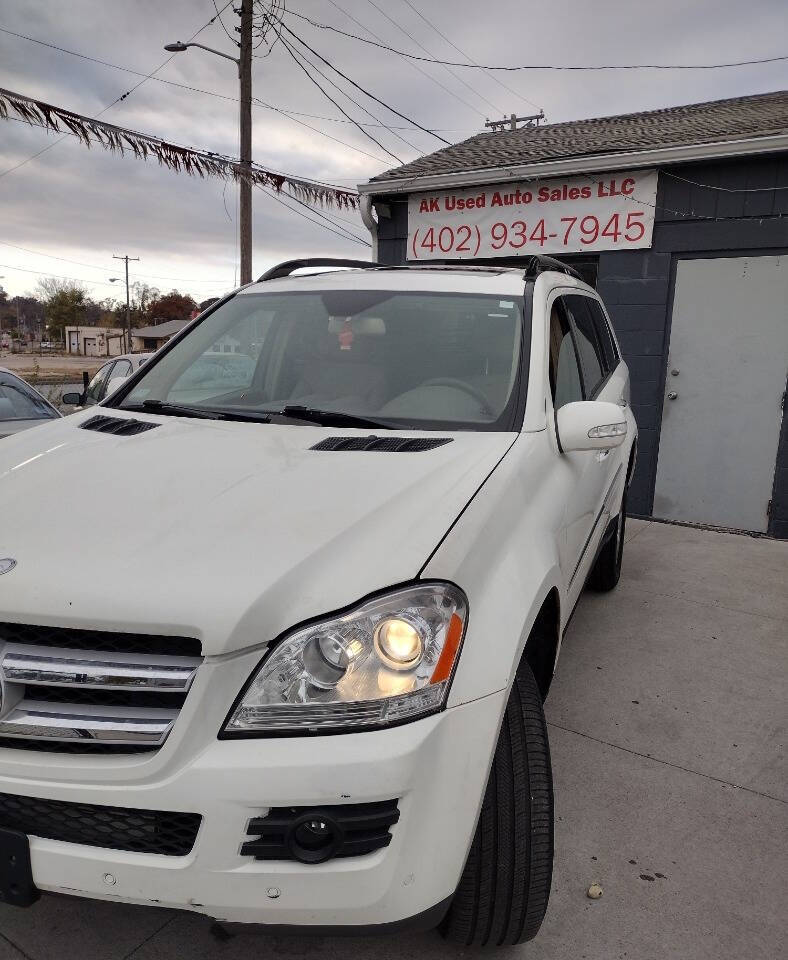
[0, 256, 636, 946]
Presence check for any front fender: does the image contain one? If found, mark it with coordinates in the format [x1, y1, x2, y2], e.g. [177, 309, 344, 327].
[421, 430, 568, 708]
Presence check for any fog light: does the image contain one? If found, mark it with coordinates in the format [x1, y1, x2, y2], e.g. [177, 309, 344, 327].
[374, 618, 424, 671]
[287, 813, 342, 864]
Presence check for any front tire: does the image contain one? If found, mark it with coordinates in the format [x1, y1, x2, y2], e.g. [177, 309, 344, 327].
[440, 663, 554, 947]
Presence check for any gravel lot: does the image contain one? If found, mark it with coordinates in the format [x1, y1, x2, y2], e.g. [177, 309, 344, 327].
[1, 519, 785, 960]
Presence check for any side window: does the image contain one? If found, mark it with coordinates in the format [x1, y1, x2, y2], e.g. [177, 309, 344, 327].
[84, 362, 113, 405]
[102, 360, 133, 400]
[565, 296, 606, 397]
[111, 359, 133, 380]
[586, 299, 619, 371]
[548, 300, 583, 409]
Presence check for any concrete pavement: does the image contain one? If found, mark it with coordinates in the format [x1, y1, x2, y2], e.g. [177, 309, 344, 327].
[1, 520, 785, 960]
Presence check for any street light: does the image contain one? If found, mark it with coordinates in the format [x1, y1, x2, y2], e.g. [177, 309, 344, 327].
[164, 0, 253, 285]
[163, 41, 239, 70]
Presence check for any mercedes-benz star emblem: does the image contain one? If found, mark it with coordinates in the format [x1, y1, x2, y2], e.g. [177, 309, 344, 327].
[0, 558, 17, 575]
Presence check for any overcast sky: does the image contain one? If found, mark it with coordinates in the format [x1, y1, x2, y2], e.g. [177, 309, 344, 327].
[0, 0, 786, 302]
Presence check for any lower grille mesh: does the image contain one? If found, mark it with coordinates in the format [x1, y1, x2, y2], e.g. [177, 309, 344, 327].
[242, 800, 400, 861]
[0, 792, 201, 856]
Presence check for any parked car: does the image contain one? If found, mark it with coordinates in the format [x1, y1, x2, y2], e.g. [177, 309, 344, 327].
[0, 367, 61, 438]
[0, 257, 636, 945]
[61, 352, 152, 408]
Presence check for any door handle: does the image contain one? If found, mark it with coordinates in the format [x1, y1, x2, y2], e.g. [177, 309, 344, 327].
[595, 449, 611, 461]
[667, 391, 678, 401]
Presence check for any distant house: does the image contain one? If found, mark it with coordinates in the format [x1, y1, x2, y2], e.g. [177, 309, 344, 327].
[65, 325, 125, 357]
[131, 318, 190, 352]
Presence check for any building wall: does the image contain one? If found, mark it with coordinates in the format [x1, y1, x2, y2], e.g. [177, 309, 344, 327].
[372, 154, 788, 535]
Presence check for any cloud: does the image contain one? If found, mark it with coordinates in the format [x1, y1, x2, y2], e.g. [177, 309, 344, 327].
[0, 0, 784, 300]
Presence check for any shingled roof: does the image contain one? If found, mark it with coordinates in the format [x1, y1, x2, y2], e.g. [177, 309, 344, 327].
[369, 90, 788, 186]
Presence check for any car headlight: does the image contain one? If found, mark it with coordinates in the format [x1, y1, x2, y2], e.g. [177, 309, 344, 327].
[222, 582, 467, 735]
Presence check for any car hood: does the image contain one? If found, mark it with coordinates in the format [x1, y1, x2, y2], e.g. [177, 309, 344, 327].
[0, 412, 515, 655]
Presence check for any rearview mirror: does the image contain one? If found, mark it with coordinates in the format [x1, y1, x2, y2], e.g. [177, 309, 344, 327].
[61, 392, 83, 406]
[556, 400, 627, 453]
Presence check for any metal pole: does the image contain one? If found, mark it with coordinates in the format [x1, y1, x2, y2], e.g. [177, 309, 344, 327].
[124, 257, 130, 353]
[113, 254, 139, 353]
[238, 0, 253, 285]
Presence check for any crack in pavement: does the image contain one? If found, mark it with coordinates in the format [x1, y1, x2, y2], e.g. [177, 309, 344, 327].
[120, 916, 177, 960]
[0, 930, 35, 960]
[547, 721, 787, 804]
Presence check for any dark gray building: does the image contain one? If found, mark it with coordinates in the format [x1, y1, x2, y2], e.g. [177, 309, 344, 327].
[359, 90, 788, 537]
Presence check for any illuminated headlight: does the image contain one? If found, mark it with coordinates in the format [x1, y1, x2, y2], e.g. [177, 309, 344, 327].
[222, 583, 467, 735]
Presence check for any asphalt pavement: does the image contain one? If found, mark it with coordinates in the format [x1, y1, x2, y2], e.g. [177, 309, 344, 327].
[1, 519, 785, 960]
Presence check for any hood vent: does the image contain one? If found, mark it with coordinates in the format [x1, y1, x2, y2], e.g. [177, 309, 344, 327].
[311, 435, 452, 453]
[80, 415, 159, 437]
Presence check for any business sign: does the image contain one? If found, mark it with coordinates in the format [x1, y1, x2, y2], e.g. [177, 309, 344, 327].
[407, 169, 658, 260]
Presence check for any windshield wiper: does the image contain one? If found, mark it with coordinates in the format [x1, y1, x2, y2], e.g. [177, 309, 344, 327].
[124, 399, 226, 420]
[270, 405, 396, 429]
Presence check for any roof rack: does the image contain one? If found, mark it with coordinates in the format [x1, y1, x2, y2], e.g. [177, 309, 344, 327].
[257, 255, 583, 284]
[257, 258, 380, 281]
[522, 255, 583, 281]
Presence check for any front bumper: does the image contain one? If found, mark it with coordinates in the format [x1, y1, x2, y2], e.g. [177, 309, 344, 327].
[0, 690, 505, 927]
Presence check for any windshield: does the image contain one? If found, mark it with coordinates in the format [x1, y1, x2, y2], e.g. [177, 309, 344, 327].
[0, 373, 58, 421]
[117, 289, 526, 430]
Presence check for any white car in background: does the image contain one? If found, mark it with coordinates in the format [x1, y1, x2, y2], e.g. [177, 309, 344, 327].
[0, 257, 636, 946]
[61, 353, 152, 408]
[0, 367, 61, 438]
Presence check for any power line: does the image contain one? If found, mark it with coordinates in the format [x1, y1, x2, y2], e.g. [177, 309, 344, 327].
[0, 262, 125, 287]
[361, 0, 503, 117]
[3, 107, 365, 192]
[251, 97, 390, 163]
[0, 21, 469, 135]
[0, 85, 362, 209]
[319, 0, 486, 121]
[274, 188, 369, 241]
[661, 170, 788, 192]
[212, 0, 239, 47]
[285, 9, 788, 72]
[0, 24, 404, 166]
[396, 0, 542, 112]
[266, 11, 422, 154]
[281, 24, 451, 146]
[255, 184, 370, 246]
[270, 20, 421, 157]
[0, 240, 230, 283]
[277, 32, 403, 165]
[0, 2, 235, 180]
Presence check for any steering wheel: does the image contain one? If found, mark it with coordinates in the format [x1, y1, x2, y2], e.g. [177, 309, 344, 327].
[420, 378, 494, 416]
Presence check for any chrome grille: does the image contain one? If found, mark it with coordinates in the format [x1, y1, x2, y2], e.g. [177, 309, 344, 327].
[0, 623, 201, 753]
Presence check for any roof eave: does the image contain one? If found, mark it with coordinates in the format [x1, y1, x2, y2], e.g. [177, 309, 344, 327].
[358, 133, 788, 196]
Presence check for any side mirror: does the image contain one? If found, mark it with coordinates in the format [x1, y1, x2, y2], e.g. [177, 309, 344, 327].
[556, 400, 627, 453]
[61, 392, 83, 406]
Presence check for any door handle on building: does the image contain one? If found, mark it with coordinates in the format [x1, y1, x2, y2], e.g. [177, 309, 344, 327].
[667, 391, 678, 400]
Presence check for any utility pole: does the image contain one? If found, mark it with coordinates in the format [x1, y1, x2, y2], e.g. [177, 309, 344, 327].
[164, 3, 253, 283]
[485, 111, 545, 133]
[238, 0, 253, 285]
[112, 255, 139, 353]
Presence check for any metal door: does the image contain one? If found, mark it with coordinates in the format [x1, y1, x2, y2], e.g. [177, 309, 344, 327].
[654, 255, 788, 533]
